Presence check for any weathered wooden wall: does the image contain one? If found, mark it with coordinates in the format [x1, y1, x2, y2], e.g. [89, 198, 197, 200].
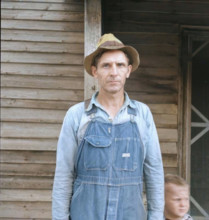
[0, 0, 84, 218]
[103, 0, 209, 176]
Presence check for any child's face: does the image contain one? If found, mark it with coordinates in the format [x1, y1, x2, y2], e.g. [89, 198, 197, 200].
[165, 183, 190, 220]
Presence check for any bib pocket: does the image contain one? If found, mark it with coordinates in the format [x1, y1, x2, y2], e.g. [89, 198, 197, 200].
[84, 135, 111, 170]
[113, 137, 139, 171]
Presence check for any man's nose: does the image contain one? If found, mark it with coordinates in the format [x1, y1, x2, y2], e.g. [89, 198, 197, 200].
[110, 64, 118, 75]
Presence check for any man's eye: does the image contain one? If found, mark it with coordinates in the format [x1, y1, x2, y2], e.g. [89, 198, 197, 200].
[103, 63, 109, 68]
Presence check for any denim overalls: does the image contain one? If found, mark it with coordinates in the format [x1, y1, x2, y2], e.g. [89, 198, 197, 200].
[70, 105, 146, 220]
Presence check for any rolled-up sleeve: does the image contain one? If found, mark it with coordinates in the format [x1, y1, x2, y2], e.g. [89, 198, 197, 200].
[52, 109, 78, 220]
[143, 107, 164, 220]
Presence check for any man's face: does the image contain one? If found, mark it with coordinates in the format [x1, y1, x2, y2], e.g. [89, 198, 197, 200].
[165, 183, 190, 220]
[91, 50, 132, 95]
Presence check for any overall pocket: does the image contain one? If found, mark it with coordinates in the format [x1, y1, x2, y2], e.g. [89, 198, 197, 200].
[84, 135, 111, 170]
[113, 137, 139, 171]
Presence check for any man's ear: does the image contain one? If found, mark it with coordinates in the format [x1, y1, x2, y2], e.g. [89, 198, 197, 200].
[91, 66, 98, 78]
[126, 65, 132, 78]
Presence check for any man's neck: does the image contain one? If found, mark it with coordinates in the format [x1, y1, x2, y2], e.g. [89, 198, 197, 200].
[97, 91, 125, 118]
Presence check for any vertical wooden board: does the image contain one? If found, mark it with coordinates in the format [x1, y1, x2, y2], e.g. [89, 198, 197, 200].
[84, 0, 101, 99]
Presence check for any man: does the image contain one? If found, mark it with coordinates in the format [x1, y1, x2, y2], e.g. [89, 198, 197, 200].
[164, 174, 193, 220]
[52, 33, 164, 220]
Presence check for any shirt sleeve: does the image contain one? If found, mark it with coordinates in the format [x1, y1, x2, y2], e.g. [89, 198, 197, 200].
[52, 108, 80, 220]
[143, 107, 165, 220]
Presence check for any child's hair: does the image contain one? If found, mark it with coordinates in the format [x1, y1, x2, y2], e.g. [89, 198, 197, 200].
[165, 174, 189, 187]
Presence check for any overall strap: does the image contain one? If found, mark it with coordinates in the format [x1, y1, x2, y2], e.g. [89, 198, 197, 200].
[127, 106, 137, 122]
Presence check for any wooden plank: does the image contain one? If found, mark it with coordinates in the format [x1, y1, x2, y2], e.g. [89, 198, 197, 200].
[138, 54, 178, 68]
[2, 9, 84, 21]
[114, 32, 179, 46]
[0, 176, 53, 189]
[1, 88, 84, 101]
[1, 63, 84, 77]
[104, 21, 179, 33]
[153, 114, 177, 128]
[1, 2, 84, 11]
[1, 98, 74, 110]
[0, 201, 51, 218]
[163, 155, 178, 167]
[0, 163, 55, 176]
[126, 77, 177, 93]
[1, 20, 84, 32]
[1, 0, 82, 3]
[1, 75, 84, 90]
[128, 92, 177, 104]
[1, 108, 65, 123]
[0, 151, 56, 164]
[106, 11, 209, 26]
[0, 190, 52, 202]
[158, 128, 178, 142]
[164, 167, 178, 175]
[160, 142, 177, 155]
[1, 41, 84, 53]
[131, 12, 209, 26]
[132, 67, 178, 79]
[148, 104, 177, 114]
[1, 52, 83, 65]
[1, 30, 84, 43]
[130, 44, 178, 56]
[1, 122, 61, 138]
[105, 1, 209, 15]
[1, 138, 57, 151]
[0, 218, 50, 220]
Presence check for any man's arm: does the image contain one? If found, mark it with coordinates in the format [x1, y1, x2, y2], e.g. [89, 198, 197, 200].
[143, 108, 164, 220]
[52, 109, 78, 220]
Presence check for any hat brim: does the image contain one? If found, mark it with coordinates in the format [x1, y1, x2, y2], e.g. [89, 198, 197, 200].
[84, 45, 140, 76]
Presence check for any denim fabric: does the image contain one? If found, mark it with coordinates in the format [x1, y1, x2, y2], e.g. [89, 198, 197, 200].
[52, 92, 164, 220]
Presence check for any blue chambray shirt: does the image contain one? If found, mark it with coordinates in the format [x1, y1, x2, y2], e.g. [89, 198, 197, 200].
[52, 92, 164, 220]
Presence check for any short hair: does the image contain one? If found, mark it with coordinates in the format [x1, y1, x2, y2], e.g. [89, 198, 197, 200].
[92, 49, 132, 67]
[165, 174, 189, 187]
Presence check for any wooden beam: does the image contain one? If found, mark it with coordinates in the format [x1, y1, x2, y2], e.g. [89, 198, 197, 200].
[84, 0, 101, 99]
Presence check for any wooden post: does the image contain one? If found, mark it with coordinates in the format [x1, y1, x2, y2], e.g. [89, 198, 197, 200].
[84, 0, 101, 100]
[182, 33, 192, 183]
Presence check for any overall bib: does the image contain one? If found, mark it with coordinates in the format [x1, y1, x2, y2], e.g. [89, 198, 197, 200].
[70, 106, 146, 220]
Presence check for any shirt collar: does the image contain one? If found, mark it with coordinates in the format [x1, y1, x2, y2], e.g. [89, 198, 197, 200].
[85, 91, 136, 113]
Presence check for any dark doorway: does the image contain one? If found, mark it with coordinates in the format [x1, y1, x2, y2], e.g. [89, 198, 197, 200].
[182, 30, 209, 218]
[191, 38, 209, 217]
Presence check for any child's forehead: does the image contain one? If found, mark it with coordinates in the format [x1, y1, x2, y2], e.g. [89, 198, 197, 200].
[165, 183, 189, 193]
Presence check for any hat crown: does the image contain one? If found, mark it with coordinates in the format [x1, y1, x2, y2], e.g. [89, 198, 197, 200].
[97, 33, 123, 48]
[84, 33, 140, 75]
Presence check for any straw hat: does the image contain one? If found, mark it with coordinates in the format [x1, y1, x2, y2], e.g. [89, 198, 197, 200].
[84, 33, 140, 75]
